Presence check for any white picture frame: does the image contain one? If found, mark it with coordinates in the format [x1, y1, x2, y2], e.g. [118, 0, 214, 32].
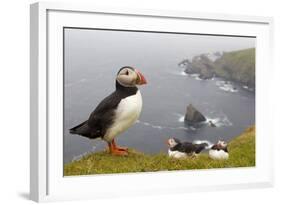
[30, 2, 274, 202]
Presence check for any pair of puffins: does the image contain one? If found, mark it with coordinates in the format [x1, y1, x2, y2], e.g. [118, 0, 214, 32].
[167, 138, 229, 160]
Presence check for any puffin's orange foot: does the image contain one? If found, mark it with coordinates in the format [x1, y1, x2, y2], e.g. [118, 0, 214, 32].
[110, 149, 128, 156]
[115, 146, 128, 152]
[111, 139, 128, 152]
[108, 141, 128, 156]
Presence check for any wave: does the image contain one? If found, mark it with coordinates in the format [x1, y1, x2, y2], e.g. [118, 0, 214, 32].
[180, 71, 188, 76]
[242, 85, 254, 92]
[173, 70, 189, 76]
[170, 70, 188, 76]
[71, 145, 97, 162]
[205, 115, 233, 127]
[219, 86, 238, 93]
[136, 120, 189, 131]
[171, 70, 203, 81]
[215, 81, 238, 93]
[137, 110, 232, 132]
[178, 116, 185, 122]
[189, 73, 202, 81]
[175, 113, 232, 128]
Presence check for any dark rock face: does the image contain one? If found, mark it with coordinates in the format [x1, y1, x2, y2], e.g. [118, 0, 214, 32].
[184, 55, 215, 79]
[184, 104, 206, 124]
[199, 68, 214, 80]
[178, 59, 191, 67]
[184, 64, 196, 74]
[209, 120, 216, 127]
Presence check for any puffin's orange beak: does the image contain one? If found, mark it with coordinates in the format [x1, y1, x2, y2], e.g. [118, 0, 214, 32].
[135, 69, 147, 85]
[165, 140, 170, 146]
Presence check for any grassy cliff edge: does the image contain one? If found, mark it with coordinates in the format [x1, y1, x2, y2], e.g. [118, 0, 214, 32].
[183, 48, 255, 87]
[64, 126, 255, 176]
[215, 48, 255, 87]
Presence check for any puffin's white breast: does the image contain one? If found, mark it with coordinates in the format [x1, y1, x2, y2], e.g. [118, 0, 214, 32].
[104, 90, 142, 142]
[168, 150, 188, 159]
[209, 149, 229, 160]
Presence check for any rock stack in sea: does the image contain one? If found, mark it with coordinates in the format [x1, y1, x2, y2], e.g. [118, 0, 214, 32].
[184, 104, 206, 125]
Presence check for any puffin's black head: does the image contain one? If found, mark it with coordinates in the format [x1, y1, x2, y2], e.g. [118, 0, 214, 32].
[166, 138, 181, 148]
[116, 66, 147, 88]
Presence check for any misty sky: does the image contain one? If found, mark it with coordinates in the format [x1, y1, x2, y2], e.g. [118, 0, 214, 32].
[65, 28, 255, 74]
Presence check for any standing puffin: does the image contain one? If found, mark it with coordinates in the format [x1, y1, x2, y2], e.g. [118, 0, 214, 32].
[209, 140, 229, 160]
[69, 66, 147, 156]
[166, 138, 208, 159]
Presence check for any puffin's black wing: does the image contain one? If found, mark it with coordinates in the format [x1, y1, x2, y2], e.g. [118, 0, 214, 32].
[177, 142, 194, 153]
[69, 120, 91, 137]
[176, 142, 207, 154]
[193, 143, 208, 154]
[69, 91, 122, 139]
[87, 92, 122, 135]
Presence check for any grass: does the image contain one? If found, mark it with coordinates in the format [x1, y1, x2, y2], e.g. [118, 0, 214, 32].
[64, 126, 255, 176]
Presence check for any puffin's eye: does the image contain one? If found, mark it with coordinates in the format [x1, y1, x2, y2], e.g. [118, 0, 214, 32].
[126, 70, 129, 75]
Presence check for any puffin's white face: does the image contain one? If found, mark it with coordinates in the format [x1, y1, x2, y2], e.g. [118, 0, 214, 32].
[217, 140, 227, 148]
[166, 138, 180, 148]
[116, 67, 147, 87]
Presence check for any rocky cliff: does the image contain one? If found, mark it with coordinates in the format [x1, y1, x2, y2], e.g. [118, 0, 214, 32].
[180, 48, 255, 88]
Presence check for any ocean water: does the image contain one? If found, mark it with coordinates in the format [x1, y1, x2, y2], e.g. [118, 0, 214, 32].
[63, 29, 255, 164]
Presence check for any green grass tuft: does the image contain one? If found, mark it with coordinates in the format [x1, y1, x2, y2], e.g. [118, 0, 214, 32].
[64, 126, 255, 176]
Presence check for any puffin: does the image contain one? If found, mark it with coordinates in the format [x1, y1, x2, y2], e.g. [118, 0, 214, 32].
[69, 66, 147, 156]
[166, 138, 208, 159]
[209, 140, 229, 160]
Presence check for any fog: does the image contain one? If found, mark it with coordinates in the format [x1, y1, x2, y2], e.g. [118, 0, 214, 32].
[65, 29, 255, 73]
